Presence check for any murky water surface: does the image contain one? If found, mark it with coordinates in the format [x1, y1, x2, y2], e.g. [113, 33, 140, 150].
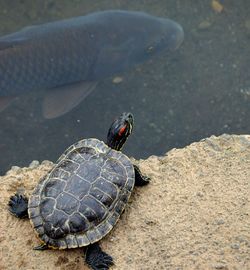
[0, 1, 249, 174]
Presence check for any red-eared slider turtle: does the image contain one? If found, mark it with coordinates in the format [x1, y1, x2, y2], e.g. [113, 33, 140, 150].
[8, 112, 150, 270]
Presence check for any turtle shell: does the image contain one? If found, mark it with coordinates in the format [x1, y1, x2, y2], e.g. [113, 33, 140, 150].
[28, 138, 135, 249]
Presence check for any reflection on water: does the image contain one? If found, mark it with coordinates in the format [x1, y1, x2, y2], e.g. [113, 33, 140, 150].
[0, 0, 250, 175]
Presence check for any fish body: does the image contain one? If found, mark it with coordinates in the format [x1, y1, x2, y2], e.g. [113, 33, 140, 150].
[0, 10, 184, 117]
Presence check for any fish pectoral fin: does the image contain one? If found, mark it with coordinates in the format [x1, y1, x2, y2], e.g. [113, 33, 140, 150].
[0, 96, 16, 112]
[42, 81, 97, 119]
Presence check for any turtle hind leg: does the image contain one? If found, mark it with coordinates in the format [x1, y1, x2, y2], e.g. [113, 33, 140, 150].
[134, 165, 150, 186]
[85, 243, 114, 270]
[8, 193, 28, 218]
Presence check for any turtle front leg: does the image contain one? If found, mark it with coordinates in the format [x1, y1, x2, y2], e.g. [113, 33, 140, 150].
[134, 165, 150, 186]
[8, 193, 28, 218]
[85, 243, 114, 270]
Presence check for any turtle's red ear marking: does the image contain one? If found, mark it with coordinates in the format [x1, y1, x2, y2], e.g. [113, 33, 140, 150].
[118, 125, 127, 136]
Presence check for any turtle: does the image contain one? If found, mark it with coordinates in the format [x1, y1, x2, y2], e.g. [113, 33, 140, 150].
[8, 112, 150, 270]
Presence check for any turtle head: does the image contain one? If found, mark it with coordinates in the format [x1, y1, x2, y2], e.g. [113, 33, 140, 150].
[107, 112, 134, 151]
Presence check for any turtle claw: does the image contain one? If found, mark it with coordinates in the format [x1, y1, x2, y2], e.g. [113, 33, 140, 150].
[134, 165, 150, 186]
[33, 243, 49, 250]
[85, 243, 114, 270]
[8, 193, 28, 218]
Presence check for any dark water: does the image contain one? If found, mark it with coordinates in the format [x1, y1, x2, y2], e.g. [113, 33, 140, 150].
[0, 0, 249, 175]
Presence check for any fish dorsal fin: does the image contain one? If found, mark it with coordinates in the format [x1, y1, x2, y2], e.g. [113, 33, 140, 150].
[43, 81, 97, 119]
[0, 23, 42, 51]
[0, 37, 26, 50]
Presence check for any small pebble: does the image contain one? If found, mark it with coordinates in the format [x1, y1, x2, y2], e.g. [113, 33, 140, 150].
[235, 235, 248, 243]
[7, 166, 21, 174]
[198, 20, 212, 30]
[125, 256, 133, 264]
[231, 243, 240, 249]
[29, 160, 40, 169]
[11, 166, 20, 171]
[245, 20, 250, 30]
[213, 263, 228, 269]
[211, 0, 224, 13]
[41, 160, 53, 166]
[112, 76, 123, 84]
[145, 219, 156, 226]
[214, 219, 225, 225]
[196, 191, 204, 197]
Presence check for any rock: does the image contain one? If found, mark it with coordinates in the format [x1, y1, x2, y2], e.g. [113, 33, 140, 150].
[214, 219, 225, 225]
[230, 243, 240, 250]
[198, 20, 212, 30]
[0, 134, 249, 270]
[28, 160, 40, 169]
[211, 0, 224, 13]
[213, 263, 228, 269]
[245, 20, 250, 30]
[9, 166, 21, 173]
[112, 76, 123, 84]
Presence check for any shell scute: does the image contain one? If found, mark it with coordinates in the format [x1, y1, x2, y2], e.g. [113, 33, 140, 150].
[76, 234, 90, 246]
[76, 159, 102, 183]
[78, 204, 97, 223]
[58, 159, 79, 173]
[93, 178, 118, 200]
[43, 209, 69, 239]
[68, 212, 88, 233]
[40, 198, 56, 218]
[65, 235, 78, 248]
[89, 187, 113, 208]
[64, 175, 91, 199]
[43, 178, 66, 198]
[50, 168, 70, 180]
[86, 228, 102, 243]
[79, 196, 107, 224]
[56, 192, 79, 215]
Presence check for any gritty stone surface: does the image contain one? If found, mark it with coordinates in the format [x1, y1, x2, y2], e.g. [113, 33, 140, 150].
[0, 134, 249, 270]
[28, 160, 40, 169]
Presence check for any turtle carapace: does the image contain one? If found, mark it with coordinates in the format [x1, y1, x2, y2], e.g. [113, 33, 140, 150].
[8, 112, 150, 270]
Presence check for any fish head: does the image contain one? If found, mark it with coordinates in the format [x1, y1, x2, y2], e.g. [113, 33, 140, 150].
[119, 12, 184, 62]
[92, 11, 184, 78]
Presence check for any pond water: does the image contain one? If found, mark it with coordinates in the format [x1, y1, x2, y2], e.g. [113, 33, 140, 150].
[0, 0, 249, 175]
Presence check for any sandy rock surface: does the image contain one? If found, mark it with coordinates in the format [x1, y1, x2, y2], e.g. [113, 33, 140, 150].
[0, 134, 249, 270]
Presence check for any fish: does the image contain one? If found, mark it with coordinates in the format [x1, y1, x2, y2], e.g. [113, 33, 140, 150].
[0, 10, 184, 118]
